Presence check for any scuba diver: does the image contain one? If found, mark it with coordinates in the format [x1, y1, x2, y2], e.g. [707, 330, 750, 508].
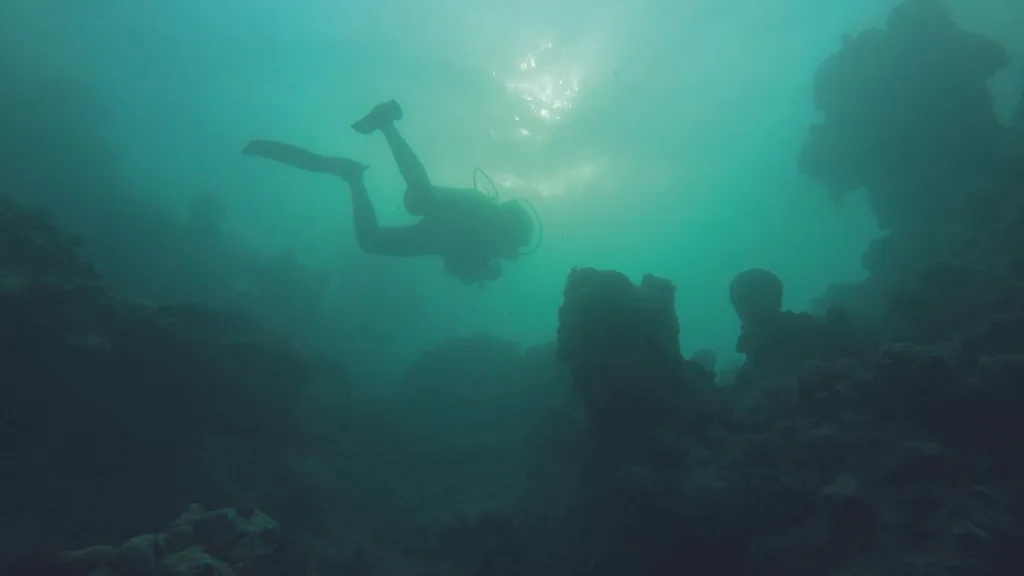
[242, 99, 538, 285]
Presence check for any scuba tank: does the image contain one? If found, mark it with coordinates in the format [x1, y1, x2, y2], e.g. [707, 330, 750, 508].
[472, 167, 543, 256]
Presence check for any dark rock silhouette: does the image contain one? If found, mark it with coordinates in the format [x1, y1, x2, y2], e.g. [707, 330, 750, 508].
[556, 267, 687, 480]
[8, 505, 310, 576]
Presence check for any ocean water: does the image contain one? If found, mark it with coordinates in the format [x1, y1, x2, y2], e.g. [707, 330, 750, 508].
[3, 0, 1021, 371]
[4, 1, 1024, 573]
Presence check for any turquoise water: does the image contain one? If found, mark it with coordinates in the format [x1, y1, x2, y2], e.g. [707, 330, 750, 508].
[3, 0, 1021, 371]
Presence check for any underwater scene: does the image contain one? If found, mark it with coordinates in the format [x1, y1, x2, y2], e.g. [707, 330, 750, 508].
[3, 0, 1024, 574]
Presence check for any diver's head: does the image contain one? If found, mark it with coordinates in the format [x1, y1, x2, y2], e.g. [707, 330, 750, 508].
[495, 200, 534, 258]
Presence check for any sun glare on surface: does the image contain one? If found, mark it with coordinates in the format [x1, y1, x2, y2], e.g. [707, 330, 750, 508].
[495, 40, 585, 137]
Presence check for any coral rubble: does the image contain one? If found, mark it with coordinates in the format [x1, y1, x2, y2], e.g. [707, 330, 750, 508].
[9, 504, 309, 576]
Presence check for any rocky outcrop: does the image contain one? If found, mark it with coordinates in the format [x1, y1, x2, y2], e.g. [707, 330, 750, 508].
[9, 505, 309, 576]
[0, 199, 346, 563]
[556, 267, 693, 480]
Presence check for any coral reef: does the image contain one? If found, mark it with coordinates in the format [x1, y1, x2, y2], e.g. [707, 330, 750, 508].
[800, 0, 1010, 230]
[532, 4, 1024, 571]
[544, 270, 1023, 575]
[6, 1, 1024, 575]
[729, 267, 783, 324]
[9, 504, 309, 576]
[730, 268, 877, 376]
[0, 199, 346, 564]
[551, 268, 713, 575]
[556, 267, 689, 480]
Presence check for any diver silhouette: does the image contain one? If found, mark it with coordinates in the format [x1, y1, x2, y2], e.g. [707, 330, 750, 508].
[243, 100, 537, 285]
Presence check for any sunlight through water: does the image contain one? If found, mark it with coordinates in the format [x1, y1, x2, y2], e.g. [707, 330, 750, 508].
[494, 40, 585, 139]
[489, 158, 607, 198]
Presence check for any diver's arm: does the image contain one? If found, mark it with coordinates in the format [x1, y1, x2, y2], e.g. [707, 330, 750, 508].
[444, 257, 502, 284]
[358, 223, 439, 257]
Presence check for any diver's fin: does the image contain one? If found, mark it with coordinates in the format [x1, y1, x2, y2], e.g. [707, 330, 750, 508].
[243, 140, 327, 172]
[322, 156, 369, 183]
[243, 140, 367, 183]
[351, 99, 403, 135]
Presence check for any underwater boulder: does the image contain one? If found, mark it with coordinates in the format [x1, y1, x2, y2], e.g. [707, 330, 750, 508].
[729, 268, 783, 326]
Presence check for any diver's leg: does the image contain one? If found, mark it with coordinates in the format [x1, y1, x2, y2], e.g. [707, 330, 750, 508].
[243, 139, 434, 255]
[347, 178, 436, 257]
[378, 123, 431, 190]
[351, 99, 404, 135]
[380, 124, 439, 215]
[351, 100, 436, 214]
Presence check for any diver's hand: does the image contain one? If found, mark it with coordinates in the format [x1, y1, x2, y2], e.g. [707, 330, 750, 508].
[477, 259, 502, 281]
[446, 258, 502, 284]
